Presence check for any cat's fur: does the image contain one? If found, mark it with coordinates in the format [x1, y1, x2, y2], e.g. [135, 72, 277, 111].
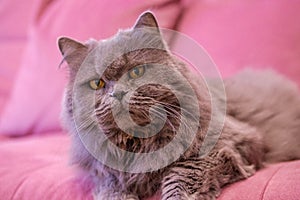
[58, 12, 300, 200]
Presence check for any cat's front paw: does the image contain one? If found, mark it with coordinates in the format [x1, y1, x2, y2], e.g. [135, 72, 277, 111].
[93, 192, 139, 200]
[161, 191, 218, 200]
[196, 192, 218, 200]
[161, 179, 220, 200]
[123, 194, 140, 200]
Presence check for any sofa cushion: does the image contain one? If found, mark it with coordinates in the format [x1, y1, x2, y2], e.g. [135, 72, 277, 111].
[0, 0, 36, 114]
[179, 0, 300, 83]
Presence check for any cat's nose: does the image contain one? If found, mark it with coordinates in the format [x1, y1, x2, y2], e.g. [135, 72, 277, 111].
[109, 90, 127, 101]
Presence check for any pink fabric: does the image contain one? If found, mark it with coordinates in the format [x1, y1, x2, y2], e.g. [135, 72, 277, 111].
[180, 0, 300, 84]
[218, 161, 300, 200]
[0, 0, 36, 113]
[0, 133, 93, 200]
[0, 133, 299, 200]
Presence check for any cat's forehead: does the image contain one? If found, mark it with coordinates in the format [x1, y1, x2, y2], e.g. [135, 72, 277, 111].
[95, 29, 164, 61]
[88, 29, 168, 79]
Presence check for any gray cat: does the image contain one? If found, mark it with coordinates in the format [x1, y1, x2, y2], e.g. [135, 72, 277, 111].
[58, 11, 300, 200]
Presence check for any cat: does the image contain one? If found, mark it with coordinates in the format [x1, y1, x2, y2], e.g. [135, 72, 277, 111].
[58, 11, 300, 200]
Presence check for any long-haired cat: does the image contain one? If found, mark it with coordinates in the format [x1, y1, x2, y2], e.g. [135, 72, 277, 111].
[58, 12, 300, 200]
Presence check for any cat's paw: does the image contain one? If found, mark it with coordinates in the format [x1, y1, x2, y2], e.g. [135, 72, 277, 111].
[240, 164, 256, 178]
[162, 191, 218, 200]
[93, 192, 139, 200]
[161, 184, 220, 200]
[124, 194, 140, 200]
[196, 192, 217, 200]
[194, 183, 220, 200]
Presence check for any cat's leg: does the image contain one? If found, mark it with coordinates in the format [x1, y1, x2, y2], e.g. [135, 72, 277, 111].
[93, 188, 139, 200]
[92, 175, 140, 200]
[161, 148, 258, 200]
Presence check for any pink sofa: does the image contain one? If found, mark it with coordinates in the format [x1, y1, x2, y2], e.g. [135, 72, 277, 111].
[0, 0, 300, 199]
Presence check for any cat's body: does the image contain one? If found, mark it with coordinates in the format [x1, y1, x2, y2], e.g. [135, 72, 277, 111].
[225, 70, 300, 163]
[58, 12, 300, 200]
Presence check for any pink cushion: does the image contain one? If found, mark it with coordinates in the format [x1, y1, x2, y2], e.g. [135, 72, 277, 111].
[180, 0, 300, 84]
[0, 0, 36, 113]
[0, 133, 93, 200]
[218, 161, 300, 200]
[0, 133, 299, 199]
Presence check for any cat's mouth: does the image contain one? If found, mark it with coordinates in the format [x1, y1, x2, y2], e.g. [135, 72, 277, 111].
[99, 105, 180, 153]
[111, 126, 176, 153]
[112, 104, 167, 138]
[113, 105, 181, 152]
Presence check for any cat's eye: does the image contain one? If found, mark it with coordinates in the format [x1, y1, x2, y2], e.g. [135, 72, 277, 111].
[89, 79, 105, 90]
[128, 65, 145, 79]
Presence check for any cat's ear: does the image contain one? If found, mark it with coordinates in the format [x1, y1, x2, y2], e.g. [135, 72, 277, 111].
[58, 37, 89, 70]
[134, 11, 159, 31]
[134, 11, 170, 50]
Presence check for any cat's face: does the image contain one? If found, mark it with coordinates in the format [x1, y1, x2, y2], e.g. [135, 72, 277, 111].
[59, 12, 201, 169]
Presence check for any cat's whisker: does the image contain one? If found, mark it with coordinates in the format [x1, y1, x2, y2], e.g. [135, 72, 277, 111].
[72, 110, 98, 132]
[152, 100, 199, 122]
[76, 118, 94, 132]
[148, 106, 177, 135]
[138, 108, 177, 135]
[151, 104, 195, 137]
[154, 103, 200, 135]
